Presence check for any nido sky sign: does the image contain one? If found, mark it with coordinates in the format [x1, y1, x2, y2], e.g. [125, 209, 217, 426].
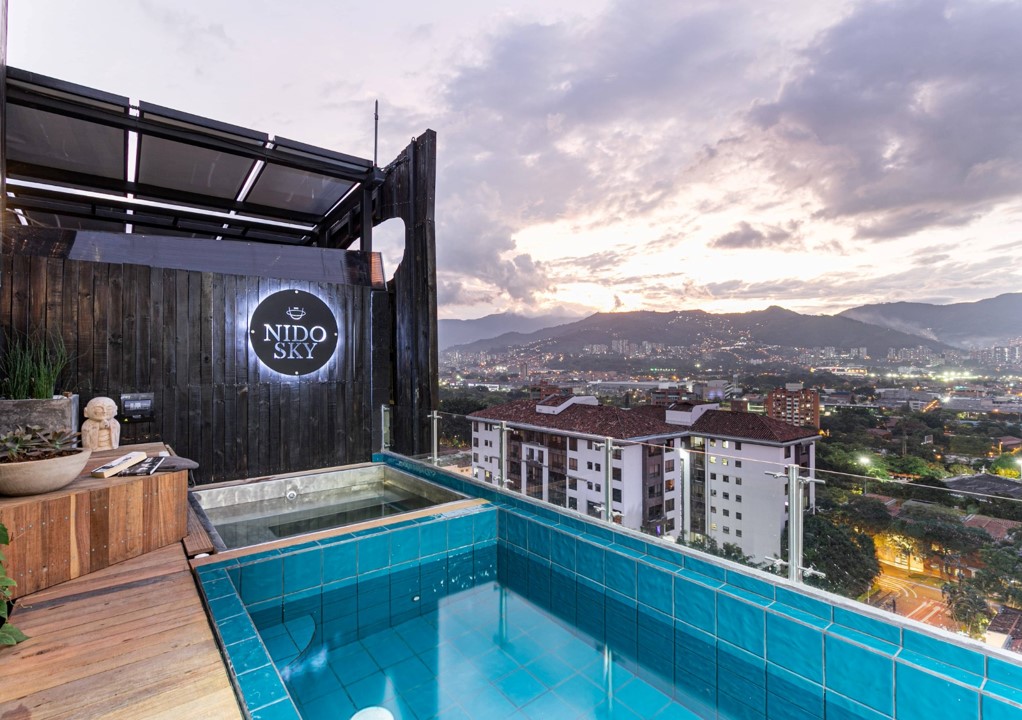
[249, 290, 339, 375]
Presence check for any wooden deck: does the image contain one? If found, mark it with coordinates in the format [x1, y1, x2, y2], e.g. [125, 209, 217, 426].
[0, 543, 243, 720]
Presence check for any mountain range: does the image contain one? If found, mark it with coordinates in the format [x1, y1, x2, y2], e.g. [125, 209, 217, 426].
[442, 294, 1022, 355]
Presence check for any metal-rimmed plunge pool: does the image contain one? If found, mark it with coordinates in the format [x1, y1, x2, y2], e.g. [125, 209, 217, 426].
[190, 463, 466, 550]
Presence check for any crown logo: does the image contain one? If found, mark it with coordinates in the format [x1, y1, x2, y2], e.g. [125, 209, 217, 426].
[286, 307, 306, 320]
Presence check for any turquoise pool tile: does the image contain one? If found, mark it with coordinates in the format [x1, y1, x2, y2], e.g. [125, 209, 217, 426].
[825, 691, 891, 720]
[726, 570, 775, 601]
[989, 656, 1022, 690]
[236, 665, 289, 711]
[646, 542, 684, 567]
[520, 689, 586, 720]
[895, 662, 979, 720]
[200, 576, 234, 600]
[766, 613, 823, 684]
[766, 663, 823, 718]
[241, 558, 283, 605]
[638, 564, 673, 616]
[576, 540, 606, 584]
[384, 653, 435, 691]
[227, 566, 241, 588]
[346, 669, 398, 708]
[551, 672, 603, 709]
[637, 606, 674, 664]
[283, 548, 321, 595]
[475, 510, 497, 542]
[773, 586, 832, 621]
[550, 531, 577, 571]
[717, 593, 766, 657]
[898, 649, 982, 687]
[767, 693, 822, 720]
[717, 688, 766, 720]
[985, 681, 1022, 707]
[207, 592, 246, 621]
[616, 676, 673, 717]
[824, 634, 894, 717]
[675, 620, 716, 670]
[218, 612, 258, 646]
[505, 512, 529, 548]
[901, 628, 984, 677]
[827, 623, 899, 656]
[982, 694, 1022, 720]
[684, 553, 726, 582]
[673, 572, 718, 633]
[494, 667, 546, 707]
[359, 533, 390, 573]
[832, 606, 900, 645]
[321, 542, 356, 583]
[605, 551, 638, 599]
[448, 514, 475, 550]
[527, 520, 551, 556]
[389, 526, 421, 564]
[226, 635, 272, 675]
[420, 519, 448, 556]
[718, 640, 765, 690]
[249, 699, 301, 720]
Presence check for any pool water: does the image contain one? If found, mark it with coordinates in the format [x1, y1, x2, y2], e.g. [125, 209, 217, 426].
[277, 582, 699, 720]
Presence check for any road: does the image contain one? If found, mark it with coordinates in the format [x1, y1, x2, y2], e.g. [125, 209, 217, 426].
[867, 562, 958, 632]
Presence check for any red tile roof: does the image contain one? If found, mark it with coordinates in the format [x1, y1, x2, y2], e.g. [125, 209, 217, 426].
[689, 409, 818, 444]
[468, 399, 681, 440]
[963, 514, 1021, 542]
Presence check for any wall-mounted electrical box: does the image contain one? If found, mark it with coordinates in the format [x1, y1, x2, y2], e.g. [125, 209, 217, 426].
[119, 392, 155, 423]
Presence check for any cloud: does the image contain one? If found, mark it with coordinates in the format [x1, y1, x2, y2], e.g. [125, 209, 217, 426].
[749, 0, 1022, 237]
[710, 221, 796, 249]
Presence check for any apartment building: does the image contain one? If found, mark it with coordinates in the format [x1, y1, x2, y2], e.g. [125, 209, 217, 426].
[469, 397, 818, 559]
[470, 396, 688, 536]
[766, 383, 821, 429]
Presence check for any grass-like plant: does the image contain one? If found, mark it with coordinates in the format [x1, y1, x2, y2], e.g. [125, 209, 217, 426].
[0, 522, 28, 646]
[0, 331, 70, 399]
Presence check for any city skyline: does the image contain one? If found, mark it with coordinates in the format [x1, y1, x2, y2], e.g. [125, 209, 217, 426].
[9, 0, 1022, 320]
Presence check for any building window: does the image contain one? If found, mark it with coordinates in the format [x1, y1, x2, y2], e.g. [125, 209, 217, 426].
[736, 529, 742, 537]
[473, 438, 479, 447]
[569, 477, 577, 490]
[710, 473, 717, 480]
[587, 481, 593, 491]
[721, 458, 729, 466]
[569, 437, 578, 451]
[723, 526, 730, 534]
[723, 509, 729, 517]
[710, 439, 717, 447]
[569, 458, 578, 471]
[665, 498, 675, 511]
[665, 479, 675, 491]
[613, 488, 622, 502]
[587, 461, 593, 470]
[735, 460, 742, 468]
[665, 460, 675, 472]
[711, 506, 717, 513]
[722, 475, 729, 483]
[735, 442, 742, 450]
[595, 484, 601, 493]
[735, 477, 742, 485]
[736, 495, 742, 503]
[710, 489, 717, 496]
[723, 492, 730, 500]
[473, 453, 479, 462]
[568, 497, 577, 510]
[587, 440, 594, 450]
[709, 456, 717, 464]
[784, 446, 791, 458]
[473, 421, 479, 432]
[722, 440, 729, 449]
[666, 519, 675, 531]
[612, 468, 621, 480]
[736, 512, 742, 520]
[613, 449, 622, 460]
[595, 463, 601, 472]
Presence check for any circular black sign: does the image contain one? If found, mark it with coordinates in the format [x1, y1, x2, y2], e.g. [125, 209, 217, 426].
[249, 290, 339, 375]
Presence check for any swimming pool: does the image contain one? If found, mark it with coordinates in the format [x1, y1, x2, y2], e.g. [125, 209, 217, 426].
[191, 463, 465, 550]
[194, 455, 1022, 720]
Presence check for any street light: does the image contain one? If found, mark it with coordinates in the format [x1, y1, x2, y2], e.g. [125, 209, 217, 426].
[859, 455, 872, 494]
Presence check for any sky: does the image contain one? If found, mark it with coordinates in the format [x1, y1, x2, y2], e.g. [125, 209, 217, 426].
[8, 0, 1022, 320]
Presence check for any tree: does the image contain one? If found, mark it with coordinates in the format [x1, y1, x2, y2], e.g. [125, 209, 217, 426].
[973, 531, 1022, 608]
[799, 512, 880, 598]
[837, 496, 893, 535]
[890, 503, 991, 577]
[941, 581, 992, 639]
[990, 453, 1022, 479]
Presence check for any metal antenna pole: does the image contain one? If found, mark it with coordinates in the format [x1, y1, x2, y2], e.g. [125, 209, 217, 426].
[430, 410, 439, 466]
[373, 99, 379, 167]
[787, 464, 802, 583]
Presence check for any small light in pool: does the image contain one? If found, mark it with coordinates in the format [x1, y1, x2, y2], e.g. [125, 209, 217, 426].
[412, 595, 420, 602]
[351, 708, 394, 720]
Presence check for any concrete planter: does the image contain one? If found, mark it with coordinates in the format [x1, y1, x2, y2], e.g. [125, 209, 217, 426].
[0, 395, 80, 435]
[0, 449, 92, 496]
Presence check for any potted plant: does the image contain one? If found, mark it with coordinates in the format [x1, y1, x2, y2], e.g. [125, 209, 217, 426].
[0, 331, 78, 435]
[1, 521, 27, 646]
[0, 426, 91, 496]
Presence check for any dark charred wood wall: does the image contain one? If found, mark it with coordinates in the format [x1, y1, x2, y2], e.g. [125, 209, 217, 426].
[0, 239, 390, 484]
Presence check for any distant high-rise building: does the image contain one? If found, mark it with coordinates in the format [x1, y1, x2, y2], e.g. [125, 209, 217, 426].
[766, 385, 820, 430]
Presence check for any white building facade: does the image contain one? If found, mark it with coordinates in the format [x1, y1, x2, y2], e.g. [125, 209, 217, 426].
[470, 397, 818, 559]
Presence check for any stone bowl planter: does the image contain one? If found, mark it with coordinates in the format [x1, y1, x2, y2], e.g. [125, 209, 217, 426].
[0, 449, 92, 496]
